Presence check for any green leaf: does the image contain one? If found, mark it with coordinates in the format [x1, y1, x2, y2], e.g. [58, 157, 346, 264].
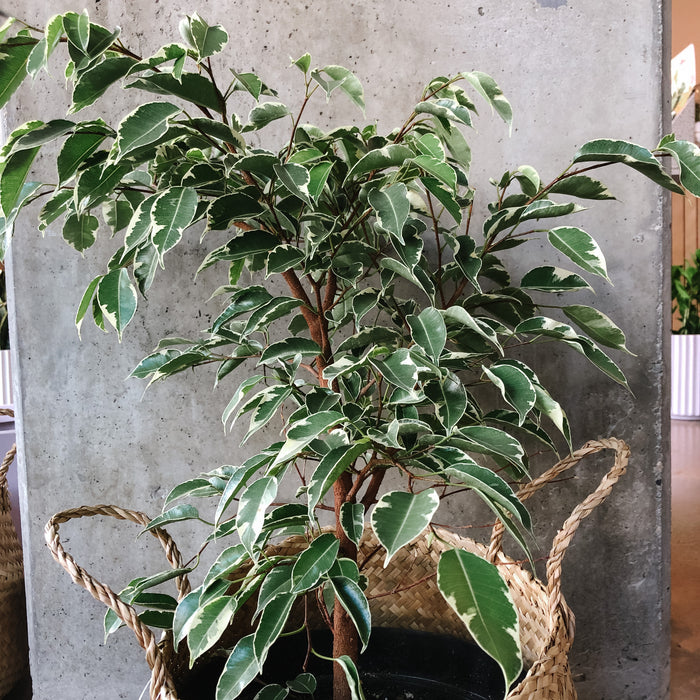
[562, 335, 629, 388]
[0, 146, 39, 216]
[482, 364, 536, 425]
[245, 102, 290, 131]
[408, 307, 446, 362]
[144, 504, 199, 532]
[272, 411, 347, 468]
[273, 162, 312, 205]
[287, 673, 316, 694]
[237, 476, 278, 557]
[340, 503, 365, 547]
[39, 189, 73, 231]
[344, 145, 414, 184]
[113, 101, 181, 160]
[163, 478, 217, 509]
[442, 305, 501, 353]
[254, 565, 293, 616]
[415, 98, 473, 128]
[368, 183, 410, 244]
[62, 212, 98, 252]
[151, 186, 198, 259]
[329, 576, 371, 652]
[514, 165, 540, 197]
[70, 56, 137, 112]
[437, 548, 522, 688]
[520, 266, 592, 293]
[96, 268, 137, 340]
[459, 425, 528, 477]
[371, 489, 440, 566]
[547, 226, 609, 281]
[214, 463, 263, 525]
[462, 71, 513, 128]
[75, 275, 103, 338]
[216, 634, 259, 700]
[291, 533, 340, 593]
[573, 138, 683, 194]
[179, 13, 228, 60]
[173, 589, 202, 647]
[134, 245, 159, 294]
[265, 245, 303, 275]
[221, 375, 265, 428]
[258, 338, 321, 365]
[126, 72, 224, 113]
[57, 126, 109, 184]
[334, 656, 366, 700]
[0, 37, 38, 109]
[413, 155, 457, 192]
[563, 305, 630, 353]
[62, 11, 90, 53]
[254, 686, 289, 700]
[211, 287, 273, 331]
[548, 174, 615, 200]
[425, 373, 467, 432]
[241, 385, 294, 443]
[253, 592, 296, 668]
[231, 70, 264, 100]
[292, 53, 311, 74]
[127, 43, 188, 80]
[203, 545, 249, 590]
[5, 119, 74, 153]
[307, 442, 368, 517]
[308, 161, 333, 201]
[242, 297, 303, 338]
[206, 194, 265, 231]
[370, 347, 420, 392]
[433, 118, 472, 170]
[314, 65, 365, 112]
[421, 176, 462, 224]
[657, 138, 700, 196]
[443, 460, 530, 530]
[75, 162, 131, 211]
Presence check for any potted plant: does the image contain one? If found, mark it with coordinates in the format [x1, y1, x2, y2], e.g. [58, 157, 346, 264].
[671, 248, 700, 418]
[0, 11, 698, 700]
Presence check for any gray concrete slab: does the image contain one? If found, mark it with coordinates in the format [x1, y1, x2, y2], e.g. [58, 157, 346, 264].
[6, 1, 670, 698]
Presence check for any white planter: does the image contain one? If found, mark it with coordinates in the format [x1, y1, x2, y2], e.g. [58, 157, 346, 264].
[671, 334, 700, 419]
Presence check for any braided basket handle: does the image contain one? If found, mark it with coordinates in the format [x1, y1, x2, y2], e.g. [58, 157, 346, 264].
[44, 505, 192, 700]
[0, 408, 15, 508]
[487, 438, 629, 610]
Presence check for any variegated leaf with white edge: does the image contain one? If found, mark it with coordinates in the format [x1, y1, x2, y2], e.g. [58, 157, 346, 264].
[151, 186, 198, 260]
[96, 268, 137, 340]
[368, 183, 410, 244]
[437, 548, 522, 689]
[371, 489, 440, 566]
[216, 634, 259, 700]
[112, 101, 181, 160]
[482, 364, 536, 426]
[547, 226, 610, 282]
[271, 411, 347, 468]
[237, 476, 278, 557]
[408, 307, 447, 362]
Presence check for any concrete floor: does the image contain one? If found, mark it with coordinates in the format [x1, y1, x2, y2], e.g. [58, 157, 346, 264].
[671, 419, 700, 699]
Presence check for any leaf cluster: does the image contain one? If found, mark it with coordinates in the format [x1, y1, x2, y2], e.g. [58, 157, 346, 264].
[2, 11, 700, 700]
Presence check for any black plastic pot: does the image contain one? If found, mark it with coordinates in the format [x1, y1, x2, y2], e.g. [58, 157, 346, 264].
[179, 628, 515, 700]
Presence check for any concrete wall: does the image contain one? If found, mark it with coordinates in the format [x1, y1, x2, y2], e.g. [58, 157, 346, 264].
[6, 1, 670, 699]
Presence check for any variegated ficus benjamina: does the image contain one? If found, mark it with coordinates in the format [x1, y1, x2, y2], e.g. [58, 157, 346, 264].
[2, 11, 700, 700]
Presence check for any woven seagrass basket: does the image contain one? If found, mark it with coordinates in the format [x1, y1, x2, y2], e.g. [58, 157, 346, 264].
[0, 409, 29, 697]
[45, 437, 629, 700]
